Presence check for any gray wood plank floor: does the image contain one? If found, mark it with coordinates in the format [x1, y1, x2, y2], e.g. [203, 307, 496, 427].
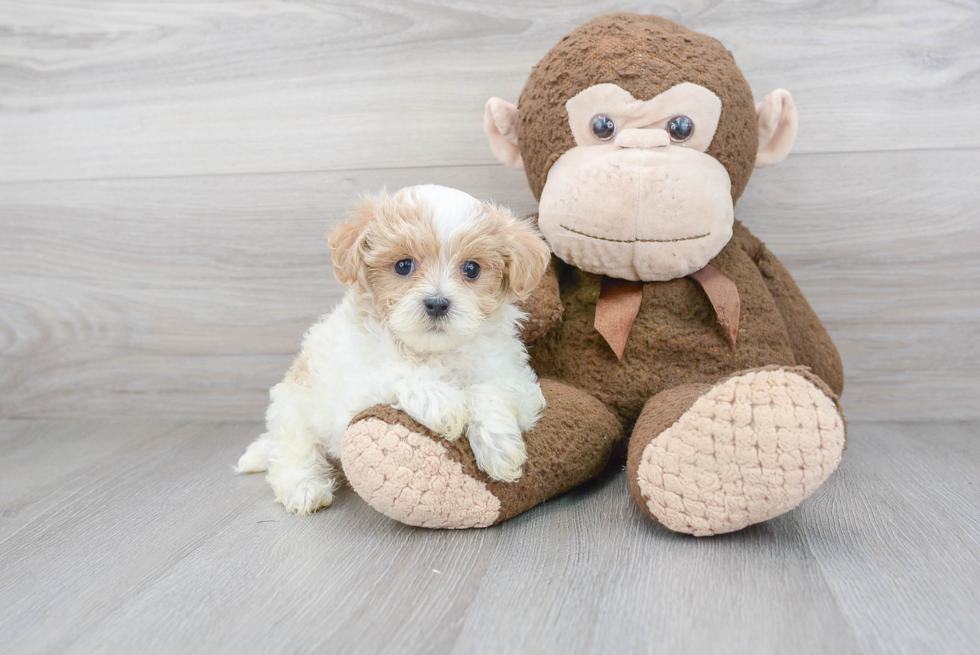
[1, 420, 977, 655]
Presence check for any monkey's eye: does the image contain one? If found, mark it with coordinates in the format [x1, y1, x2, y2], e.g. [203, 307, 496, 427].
[590, 114, 617, 141]
[667, 116, 694, 142]
[394, 259, 415, 276]
[461, 261, 481, 280]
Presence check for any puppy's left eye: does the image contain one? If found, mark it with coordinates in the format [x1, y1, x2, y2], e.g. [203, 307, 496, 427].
[394, 259, 415, 276]
[461, 261, 481, 280]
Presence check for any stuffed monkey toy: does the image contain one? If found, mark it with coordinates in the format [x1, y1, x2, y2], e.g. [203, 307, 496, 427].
[339, 13, 846, 536]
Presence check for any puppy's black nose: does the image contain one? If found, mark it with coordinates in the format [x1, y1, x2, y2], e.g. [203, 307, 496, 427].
[424, 297, 451, 318]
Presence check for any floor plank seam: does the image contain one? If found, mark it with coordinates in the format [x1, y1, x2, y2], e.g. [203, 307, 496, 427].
[797, 519, 867, 654]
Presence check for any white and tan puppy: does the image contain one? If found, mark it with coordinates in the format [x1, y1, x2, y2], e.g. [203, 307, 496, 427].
[236, 185, 551, 515]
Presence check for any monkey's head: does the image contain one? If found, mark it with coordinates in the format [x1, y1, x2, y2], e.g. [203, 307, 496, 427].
[484, 13, 798, 281]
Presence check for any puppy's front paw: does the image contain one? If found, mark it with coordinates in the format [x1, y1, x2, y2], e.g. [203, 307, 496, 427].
[516, 386, 547, 432]
[395, 381, 469, 441]
[269, 472, 335, 516]
[468, 427, 528, 483]
[429, 404, 469, 441]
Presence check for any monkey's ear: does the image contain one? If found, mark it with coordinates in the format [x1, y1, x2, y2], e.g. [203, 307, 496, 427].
[754, 89, 798, 168]
[484, 98, 524, 170]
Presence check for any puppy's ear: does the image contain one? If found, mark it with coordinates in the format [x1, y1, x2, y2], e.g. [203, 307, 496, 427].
[329, 196, 377, 287]
[500, 211, 551, 300]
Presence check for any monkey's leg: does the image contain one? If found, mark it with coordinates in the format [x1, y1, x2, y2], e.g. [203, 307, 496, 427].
[627, 366, 846, 537]
[340, 378, 623, 529]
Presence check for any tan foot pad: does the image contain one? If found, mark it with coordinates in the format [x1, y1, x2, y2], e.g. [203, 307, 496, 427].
[342, 418, 500, 529]
[636, 369, 846, 536]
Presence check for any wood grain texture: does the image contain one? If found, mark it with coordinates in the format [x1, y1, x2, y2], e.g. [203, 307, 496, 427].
[796, 422, 980, 655]
[2, 149, 977, 420]
[1, 0, 979, 181]
[1, 420, 978, 654]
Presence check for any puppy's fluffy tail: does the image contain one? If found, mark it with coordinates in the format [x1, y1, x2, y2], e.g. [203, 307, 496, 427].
[235, 431, 274, 474]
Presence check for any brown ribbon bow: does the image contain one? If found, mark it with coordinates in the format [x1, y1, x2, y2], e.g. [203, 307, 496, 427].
[594, 263, 741, 361]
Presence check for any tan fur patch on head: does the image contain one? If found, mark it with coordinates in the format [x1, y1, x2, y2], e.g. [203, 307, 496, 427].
[446, 215, 510, 318]
[329, 191, 442, 299]
[328, 200, 376, 288]
[330, 189, 548, 351]
[358, 196, 441, 323]
[449, 204, 549, 312]
[358, 193, 512, 327]
[493, 206, 552, 299]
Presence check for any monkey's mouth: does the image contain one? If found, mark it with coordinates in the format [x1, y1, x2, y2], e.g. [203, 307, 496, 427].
[560, 224, 710, 244]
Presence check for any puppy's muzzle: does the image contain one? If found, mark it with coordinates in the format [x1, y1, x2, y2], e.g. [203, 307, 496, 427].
[424, 297, 451, 318]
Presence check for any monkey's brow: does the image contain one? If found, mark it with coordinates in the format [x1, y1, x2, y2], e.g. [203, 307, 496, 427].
[560, 224, 710, 243]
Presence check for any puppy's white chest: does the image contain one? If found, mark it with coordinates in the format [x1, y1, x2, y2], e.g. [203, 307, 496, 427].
[421, 349, 480, 385]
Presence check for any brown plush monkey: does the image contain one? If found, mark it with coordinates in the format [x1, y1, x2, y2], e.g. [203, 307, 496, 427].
[340, 13, 846, 536]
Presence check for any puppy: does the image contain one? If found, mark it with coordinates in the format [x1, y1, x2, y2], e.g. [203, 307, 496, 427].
[236, 185, 552, 515]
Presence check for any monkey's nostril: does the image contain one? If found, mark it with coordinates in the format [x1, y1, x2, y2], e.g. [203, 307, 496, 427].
[424, 297, 451, 318]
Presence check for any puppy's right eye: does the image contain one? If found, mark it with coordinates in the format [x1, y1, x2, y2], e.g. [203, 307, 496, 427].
[394, 259, 415, 276]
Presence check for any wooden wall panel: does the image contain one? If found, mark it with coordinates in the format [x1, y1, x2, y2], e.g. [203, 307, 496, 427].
[1, 0, 977, 420]
[1, 0, 978, 181]
[1, 149, 977, 420]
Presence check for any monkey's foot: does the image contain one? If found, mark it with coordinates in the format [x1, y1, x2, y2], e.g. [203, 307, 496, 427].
[341, 379, 622, 529]
[627, 367, 846, 537]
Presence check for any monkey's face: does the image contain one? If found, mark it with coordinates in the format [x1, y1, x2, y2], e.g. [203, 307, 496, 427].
[537, 83, 733, 281]
[484, 13, 799, 282]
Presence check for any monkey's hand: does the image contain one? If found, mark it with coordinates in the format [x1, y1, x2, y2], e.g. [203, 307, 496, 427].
[518, 254, 564, 344]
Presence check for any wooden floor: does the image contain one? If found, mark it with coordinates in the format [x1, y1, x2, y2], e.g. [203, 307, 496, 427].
[1, 420, 977, 654]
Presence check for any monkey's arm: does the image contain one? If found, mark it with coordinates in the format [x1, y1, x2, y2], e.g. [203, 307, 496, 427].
[518, 255, 564, 344]
[733, 221, 845, 396]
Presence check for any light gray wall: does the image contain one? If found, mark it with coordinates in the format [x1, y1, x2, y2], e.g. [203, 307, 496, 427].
[1, 1, 978, 421]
